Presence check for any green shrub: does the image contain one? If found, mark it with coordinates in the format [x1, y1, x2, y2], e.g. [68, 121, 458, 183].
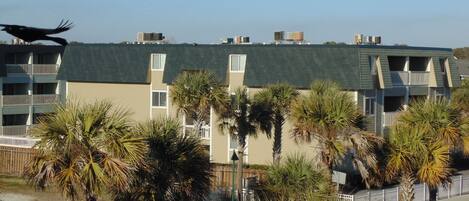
[254, 153, 336, 201]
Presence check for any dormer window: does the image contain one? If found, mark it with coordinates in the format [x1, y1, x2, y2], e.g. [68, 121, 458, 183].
[229, 54, 246, 72]
[151, 53, 166, 71]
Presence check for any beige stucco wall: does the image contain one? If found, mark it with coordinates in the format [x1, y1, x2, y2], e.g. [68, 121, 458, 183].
[151, 71, 167, 90]
[67, 74, 356, 165]
[210, 72, 245, 163]
[67, 82, 151, 122]
[66, 80, 358, 165]
[208, 87, 324, 165]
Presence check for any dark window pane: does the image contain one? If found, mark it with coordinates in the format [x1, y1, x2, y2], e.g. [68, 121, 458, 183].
[152, 92, 159, 106]
[160, 92, 167, 106]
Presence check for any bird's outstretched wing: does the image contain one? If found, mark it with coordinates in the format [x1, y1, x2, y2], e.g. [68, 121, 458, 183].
[0, 20, 73, 35]
[40, 20, 73, 35]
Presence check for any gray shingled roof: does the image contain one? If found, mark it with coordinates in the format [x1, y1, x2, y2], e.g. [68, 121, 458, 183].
[57, 44, 454, 90]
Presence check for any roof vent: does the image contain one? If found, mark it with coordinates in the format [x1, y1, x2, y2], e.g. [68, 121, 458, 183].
[136, 32, 166, 44]
[274, 31, 305, 44]
[221, 36, 251, 44]
[354, 34, 381, 45]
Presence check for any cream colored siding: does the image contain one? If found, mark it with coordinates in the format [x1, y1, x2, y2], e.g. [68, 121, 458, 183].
[151, 71, 167, 90]
[151, 109, 167, 120]
[67, 82, 150, 122]
[67, 81, 359, 165]
[211, 111, 229, 163]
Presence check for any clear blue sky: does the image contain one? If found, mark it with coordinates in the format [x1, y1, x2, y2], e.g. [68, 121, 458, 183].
[1, 0, 468, 48]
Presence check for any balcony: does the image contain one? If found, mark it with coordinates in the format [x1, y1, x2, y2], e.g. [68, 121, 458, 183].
[383, 112, 401, 127]
[184, 126, 211, 139]
[33, 94, 58, 104]
[2, 95, 31, 105]
[5, 64, 58, 75]
[390, 71, 429, 86]
[6, 64, 32, 74]
[2, 94, 58, 105]
[33, 64, 58, 74]
[0, 125, 37, 147]
[1, 125, 30, 137]
[0, 136, 37, 147]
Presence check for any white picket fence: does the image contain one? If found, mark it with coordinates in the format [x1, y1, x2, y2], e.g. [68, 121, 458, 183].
[348, 174, 469, 201]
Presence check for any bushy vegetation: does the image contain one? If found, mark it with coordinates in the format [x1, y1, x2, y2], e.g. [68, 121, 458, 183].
[452, 79, 469, 115]
[24, 101, 147, 201]
[255, 154, 335, 201]
[454, 47, 469, 59]
[114, 118, 211, 201]
[290, 81, 383, 187]
[385, 98, 469, 201]
[251, 83, 299, 164]
[22, 72, 469, 201]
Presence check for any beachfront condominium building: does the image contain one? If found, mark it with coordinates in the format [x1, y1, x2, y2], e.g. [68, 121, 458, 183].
[57, 44, 461, 165]
[0, 45, 65, 147]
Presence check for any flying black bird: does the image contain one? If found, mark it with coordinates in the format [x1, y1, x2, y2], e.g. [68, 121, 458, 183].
[0, 20, 73, 46]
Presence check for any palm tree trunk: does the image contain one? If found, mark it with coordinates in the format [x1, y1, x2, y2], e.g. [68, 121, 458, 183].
[193, 119, 203, 137]
[237, 147, 244, 201]
[272, 115, 284, 165]
[428, 186, 438, 201]
[237, 135, 246, 201]
[399, 173, 415, 201]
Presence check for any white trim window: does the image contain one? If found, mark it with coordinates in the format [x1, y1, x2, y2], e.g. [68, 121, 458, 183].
[151, 53, 166, 71]
[152, 90, 167, 108]
[229, 54, 246, 72]
[364, 97, 375, 116]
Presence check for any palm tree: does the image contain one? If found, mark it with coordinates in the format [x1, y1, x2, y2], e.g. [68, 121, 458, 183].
[24, 101, 147, 201]
[219, 87, 258, 199]
[256, 153, 335, 201]
[399, 98, 469, 156]
[385, 124, 451, 201]
[251, 83, 298, 164]
[290, 80, 383, 187]
[114, 118, 211, 201]
[452, 79, 469, 116]
[395, 99, 469, 200]
[170, 71, 229, 137]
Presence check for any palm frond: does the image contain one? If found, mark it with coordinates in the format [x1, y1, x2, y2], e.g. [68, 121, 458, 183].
[24, 101, 145, 201]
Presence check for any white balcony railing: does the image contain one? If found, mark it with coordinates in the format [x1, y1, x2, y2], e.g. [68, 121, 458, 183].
[6, 64, 32, 74]
[383, 112, 401, 127]
[2, 94, 58, 105]
[2, 95, 31, 105]
[33, 64, 58, 74]
[2, 125, 30, 137]
[0, 136, 37, 148]
[390, 71, 429, 86]
[33, 94, 58, 104]
[410, 71, 429, 85]
[390, 71, 409, 85]
[184, 125, 211, 139]
[199, 127, 211, 139]
[5, 64, 58, 75]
